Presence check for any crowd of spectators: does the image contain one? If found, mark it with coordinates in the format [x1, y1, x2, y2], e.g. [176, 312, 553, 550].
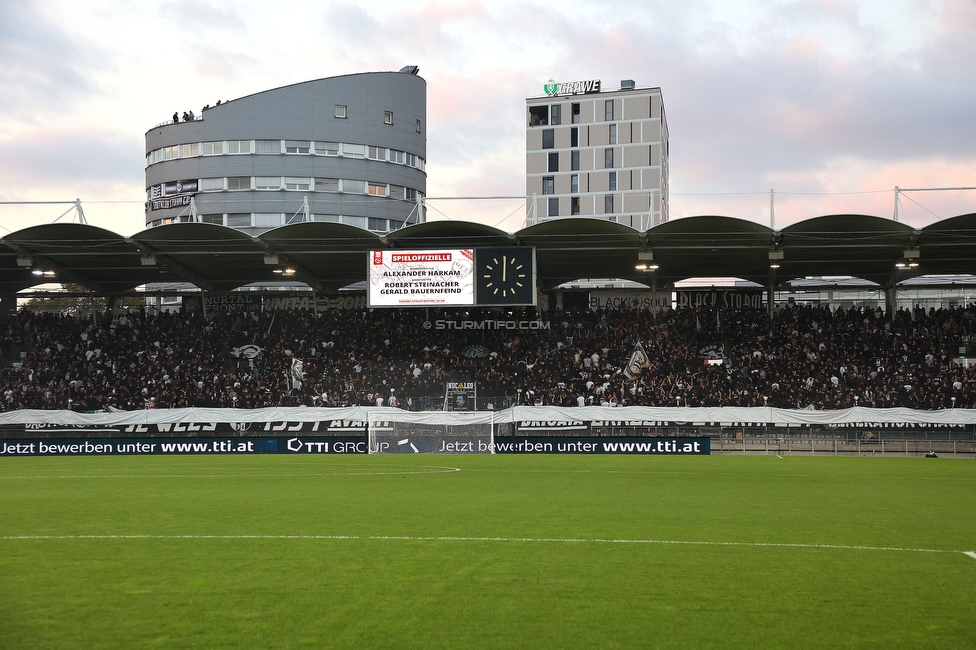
[2, 301, 976, 411]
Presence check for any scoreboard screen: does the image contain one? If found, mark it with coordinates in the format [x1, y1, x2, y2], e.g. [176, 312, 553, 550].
[368, 248, 535, 307]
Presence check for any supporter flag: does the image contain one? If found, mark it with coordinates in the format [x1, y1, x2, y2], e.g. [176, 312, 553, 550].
[291, 358, 304, 391]
[623, 342, 651, 379]
[230, 344, 263, 359]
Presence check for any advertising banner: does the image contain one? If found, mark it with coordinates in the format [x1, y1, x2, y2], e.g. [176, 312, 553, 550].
[147, 195, 193, 212]
[0, 436, 367, 456]
[444, 381, 477, 411]
[494, 436, 710, 454]
[589, 290, 670, 313]
[675, 290, 764, 310]
[368, 249, 474, 307]
[0, 433, 707, 456]
[1, 420, 370, 438]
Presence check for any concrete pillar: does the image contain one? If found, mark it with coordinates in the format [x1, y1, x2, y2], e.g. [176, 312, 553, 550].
[0, 294, 17, 315]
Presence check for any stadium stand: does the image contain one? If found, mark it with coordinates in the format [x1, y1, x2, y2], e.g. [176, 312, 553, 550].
[2, 301, 975, 412]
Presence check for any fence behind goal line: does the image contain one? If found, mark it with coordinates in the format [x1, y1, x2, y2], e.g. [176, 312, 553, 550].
[367, 414, 511, 454]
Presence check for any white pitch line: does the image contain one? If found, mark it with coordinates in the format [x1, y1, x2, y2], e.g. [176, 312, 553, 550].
[472, 468, 976, 482]
[0, 533, 967, 556]
[0, 466, 462, 480]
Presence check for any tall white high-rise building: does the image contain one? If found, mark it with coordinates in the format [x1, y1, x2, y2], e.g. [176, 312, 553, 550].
[526, 79, 668, 229]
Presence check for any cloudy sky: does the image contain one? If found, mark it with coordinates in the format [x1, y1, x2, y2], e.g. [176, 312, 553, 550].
[1, 0, 974, 236]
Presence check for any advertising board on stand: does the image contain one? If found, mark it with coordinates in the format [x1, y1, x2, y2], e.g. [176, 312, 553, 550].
[589, 291, 670, 313]
[675, 290, 764, 310]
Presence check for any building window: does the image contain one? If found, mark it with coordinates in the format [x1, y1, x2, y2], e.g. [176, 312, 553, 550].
[542, 176, 554, 195]
[201, 214, 223, 225]
[315, 178, 339, 192]
[388, 185, 405, 200]
[605, 99, 614, 121]
[315, 141, 340, 155]
[548, 197, 559, 217]
[571, 150, 580, 171]
[255, 176, 281, 190]
[405, 153, 418, 167]
[550, 104, 561, 125]
[226, 213, 251, 227]
[542, 129, 554, 149]
[163, 145, 178, 160]
[605, 148, 614, 169]
[405, 187, 418, 201]
[200, 177, 223, 192]
[571, 174, 579, 194]
[181, 143, 198, 158]
[609, 124, 617, 145]
[342, 179, 366, 193]
[605, 194, 614, 213]
[570, 127, 579, 148]
[609, 171, 617, 191]
[227, 140, 251, 154]
[285, 140, 310, 154]
[227, 176, 250, 191]
[548, 152, 559, 172]
[254, 213, 282, 228]
[367, 182, 388, 196]
[416, 119, 422, 133]
[571, 103, 580, 124]
[201, 141, 223, 155]
[285, 177, 310, 191]
[368, 217, 388, 231]
[571, 196, 580, 215]
[529, 105, 548, 126]
[342, 143, 366, 158]
[388, 149, 405, 164]
[256, 140, 280, 154]
[384, 111, 394, 125]
[368, 146, 386, 160]
[335, 105, 347, 118]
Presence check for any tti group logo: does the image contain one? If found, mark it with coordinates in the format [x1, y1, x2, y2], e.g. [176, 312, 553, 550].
[286, 437, 366, 453]
[544, 78, 558, 96]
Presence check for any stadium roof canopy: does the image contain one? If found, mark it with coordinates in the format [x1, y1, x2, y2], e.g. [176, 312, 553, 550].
[3, 213, 976, 295]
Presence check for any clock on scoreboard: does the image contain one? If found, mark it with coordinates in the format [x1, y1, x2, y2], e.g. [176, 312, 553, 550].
[475, 247, 535, 305]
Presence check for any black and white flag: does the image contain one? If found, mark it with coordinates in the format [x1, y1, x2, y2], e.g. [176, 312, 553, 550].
[623, 342, 651, 379]
[291, 358, 304, 391]
[230, 344, 263, 359]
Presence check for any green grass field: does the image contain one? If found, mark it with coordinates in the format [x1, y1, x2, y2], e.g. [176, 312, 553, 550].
[1, 454, 974, 649]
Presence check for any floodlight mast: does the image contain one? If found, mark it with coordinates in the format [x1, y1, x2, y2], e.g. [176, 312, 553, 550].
[0, 199, 87, 224]
[892, 186, 976, 222]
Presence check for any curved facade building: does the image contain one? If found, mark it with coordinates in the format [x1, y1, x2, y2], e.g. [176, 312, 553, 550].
[145, 69, 426, 234]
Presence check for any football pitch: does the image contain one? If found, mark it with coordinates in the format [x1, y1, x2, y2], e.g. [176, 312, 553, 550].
[1, 454, 974, 649]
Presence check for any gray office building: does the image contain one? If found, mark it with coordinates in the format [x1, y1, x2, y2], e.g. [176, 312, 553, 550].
[526, 79, 668, 228]
[145, 68, 427, 234]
